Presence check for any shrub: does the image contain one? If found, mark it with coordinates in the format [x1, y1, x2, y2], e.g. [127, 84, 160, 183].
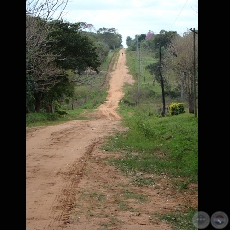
[169, 102, 185, 115]
[47, 112, 61, 121]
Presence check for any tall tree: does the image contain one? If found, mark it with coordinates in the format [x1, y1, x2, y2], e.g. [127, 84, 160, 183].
[152, 30, 177, 57]
[164, 30, 198, 113]
[48, 20, 101, 74]
[26, 0, 69, 112]
[126, 36, 133, 47]
[97, 27, 122, 49]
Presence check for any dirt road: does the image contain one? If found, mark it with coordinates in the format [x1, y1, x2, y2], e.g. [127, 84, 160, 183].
[26, 48, 197, 230]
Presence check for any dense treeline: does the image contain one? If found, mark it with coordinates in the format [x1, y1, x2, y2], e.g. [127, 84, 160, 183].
[26, 0, 122, 113]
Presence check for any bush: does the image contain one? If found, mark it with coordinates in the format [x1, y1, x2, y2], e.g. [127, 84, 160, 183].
[169, 102, 185, 115]
[46, 112, 61, 121]
[123, 98, 136, 106]
[55, 110, 68, 116]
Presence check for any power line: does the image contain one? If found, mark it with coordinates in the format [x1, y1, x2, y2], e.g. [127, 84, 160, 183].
[170, 0, 189, 31]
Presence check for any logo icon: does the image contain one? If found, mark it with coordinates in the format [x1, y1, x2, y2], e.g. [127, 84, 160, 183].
[211, 211, 229, 229]
[192, 211, 210, 229]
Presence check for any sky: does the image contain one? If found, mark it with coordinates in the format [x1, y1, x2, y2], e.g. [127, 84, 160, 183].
[56, 0, 198, 48]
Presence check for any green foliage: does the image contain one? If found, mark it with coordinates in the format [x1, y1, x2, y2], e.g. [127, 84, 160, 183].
[169, 102, 185, 115]
[26, 17, 102, 113]
[79, 90, 107, 109]
[126, 36, 132, 47]
[26, 74, 35, 112]
[122, 98, 136, 107]
[94, 41, 110, 64]
[138, 34, 146, 43]
[99, 49, 115, 71]
[153, 30, 178, 50]
[48, 20, 101, 73]
[124, 48, 181, 111]
[26, 15, 123, 114]
[97, 27, 122, 49]
[145, 62, 159, 76]
[43, 73, 74, 106]
[55, 110, 68, 115]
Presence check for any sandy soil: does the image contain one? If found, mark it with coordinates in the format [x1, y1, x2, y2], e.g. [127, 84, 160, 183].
[26, 48, 197, 230]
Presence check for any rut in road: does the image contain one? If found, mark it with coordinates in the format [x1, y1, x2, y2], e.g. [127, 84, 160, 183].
[48, 139, 100, 228]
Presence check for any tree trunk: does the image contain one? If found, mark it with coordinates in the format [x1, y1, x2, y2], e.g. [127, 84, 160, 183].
[51, 103, 55, 113]
[158, 44, 165, 117]
[188, 93, 194, 113]
[160, 74, 166, 117]
[45, 103, 52, 113]
[34, 92, 42, 112]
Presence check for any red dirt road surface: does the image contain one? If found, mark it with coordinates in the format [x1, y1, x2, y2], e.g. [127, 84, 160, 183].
[26, 48, 197, 230]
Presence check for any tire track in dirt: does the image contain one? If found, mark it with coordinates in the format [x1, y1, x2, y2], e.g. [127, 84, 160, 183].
[26, 119, 124, 229]
[47, 140, 99, 228]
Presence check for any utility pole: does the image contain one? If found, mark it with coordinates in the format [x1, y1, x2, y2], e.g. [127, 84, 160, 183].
[140, 43, 143, 78]
[138, 43, 141, 105]
[136, 35, 140, 105]
[190, 28, 198, 117]
[157, 42, 166, 117]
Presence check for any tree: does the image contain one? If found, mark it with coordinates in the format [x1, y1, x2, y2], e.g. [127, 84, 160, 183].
[138, 34, 146, 43]
[97, 27, 122, 49]
[94, 41, 110, 64]
[26, 16, 67, 112]
[79, 22, 97, 33]
[26, 0, 102, 113]
[145, 31, 154, 40]
[26, 47, 67, 112]
[145, 30, 178, 82]
[26, 0, 69, 112]
[144, 30, 179, 116]
[163, 30, 198, 113]
[158, 43, 166, 116]
[26, 0, 69, 66]
[154, 30, 177, 49]
[42, 73, 74, 112]
[48, 20, 101, 73]
[126, 36, 132, 47]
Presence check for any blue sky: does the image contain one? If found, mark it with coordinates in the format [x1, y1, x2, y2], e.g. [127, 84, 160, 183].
[56, 0, 198, 47]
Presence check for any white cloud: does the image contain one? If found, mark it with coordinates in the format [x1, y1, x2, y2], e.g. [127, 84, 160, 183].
[55, 0, 198, 47]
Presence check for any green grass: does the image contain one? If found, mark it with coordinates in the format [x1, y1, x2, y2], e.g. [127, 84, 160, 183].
[103, 112, 198, 182]
[26, 108, 89, 127]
